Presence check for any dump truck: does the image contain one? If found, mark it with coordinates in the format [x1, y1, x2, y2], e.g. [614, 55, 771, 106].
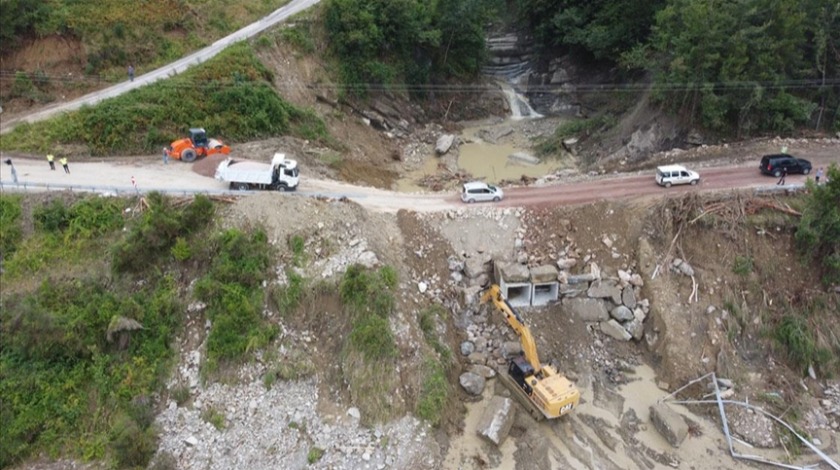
[166, 128, 231, 162]
[481, 284, 580, 420]
[215, 153, 299, 191]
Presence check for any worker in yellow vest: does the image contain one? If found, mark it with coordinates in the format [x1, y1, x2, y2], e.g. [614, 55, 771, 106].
[47, 153, 55, 170]
[59, 157, 70, 174]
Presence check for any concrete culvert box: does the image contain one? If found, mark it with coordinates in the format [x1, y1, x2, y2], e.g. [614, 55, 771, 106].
[503, 283, 532, 308]
[532, 282, 559, 306]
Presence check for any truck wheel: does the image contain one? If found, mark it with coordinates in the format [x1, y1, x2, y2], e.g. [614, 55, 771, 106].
[181, 148, 197, 162]
[276, 183, 290, 192]
[234, 182, 249, 191]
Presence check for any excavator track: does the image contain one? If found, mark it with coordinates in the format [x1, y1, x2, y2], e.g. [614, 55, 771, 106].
[497, 369, 548, 422]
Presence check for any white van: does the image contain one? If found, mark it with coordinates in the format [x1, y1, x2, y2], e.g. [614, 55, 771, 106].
[655, 165, 700, 188]
[461, 181, 504, 203]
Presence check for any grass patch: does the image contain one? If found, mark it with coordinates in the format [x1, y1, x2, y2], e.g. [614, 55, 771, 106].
[1, 42, 328, 156]
[201, 407, 227, 431]
[774, 314, 831, 374]
[272, 269, 306, 315]
[307, 446, 325, 464]
[732, 255, 754, 276]
[279, 22, 316, 54]
[415, 358, 450, 427]
[289, 234, 306, 267]
[171, 384, 191, 406]
[419, 305, 451, 362]
[349, 314, 397, 360]
[0, 195, 23, 258]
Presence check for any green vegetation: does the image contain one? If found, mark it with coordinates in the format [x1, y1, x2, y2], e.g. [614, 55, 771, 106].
[272, 269, 306, 314]
[521, 0, 840, 135]
[324, 0, 501, 95]
[774, 314, 831, 374]
[0, 42, 327, 155]
[796, 164, 840, 285]
[535, 115, 616, 157]
[195, 228, 279, 376]
[732, 255, 754, 277]
[0, 195, 23, 258]
[415, 305, 452, 427]
[339, 264, 402, 424]
[201, 407, 227, 431]
[307, 446, 325, 464]
[111, 193, 214, 274]
[0, 0, 291, 73]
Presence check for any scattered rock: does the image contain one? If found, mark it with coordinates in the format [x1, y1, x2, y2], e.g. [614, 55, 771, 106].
[563, 298, 610, 322]
[184, 436, 199, 447]
[621, 287, 637, 309]
[556, 258, 578, 270]
[650, 404, 688, 448]
[610, 306, 634, 322]
[459, 372, 486, 396]
[435, 134, 456, 155]
[460, 341, 476, 356]
[347, 407, 361, 420]
[418, 282, 428, 293]
[587, 280, 622, 305]
[469, 364, 497, 379]
[600, 319, 632, 341]
[625, 319, 645, 340]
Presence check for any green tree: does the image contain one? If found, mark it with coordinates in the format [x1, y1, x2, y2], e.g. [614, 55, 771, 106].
[796, 164, 840, 285]
[517, 0, 665, 59]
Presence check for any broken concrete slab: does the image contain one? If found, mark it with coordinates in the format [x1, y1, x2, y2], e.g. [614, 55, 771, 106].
[530, 264, 559, 283]
[600, 319, 632, 341]
[497, 262, 530, 283]
[650, 403, 688, 448]
[563, 298, 609, 322]
[587, 280, 622, 305]
[477, 396, 516, 446]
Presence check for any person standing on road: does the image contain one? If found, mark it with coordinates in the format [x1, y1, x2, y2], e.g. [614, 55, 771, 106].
[128, 64, 135, 82]
[47, 153, 55, 170]
[777, 167, 787, 185]
[60, 156, 70, 174]
[163, 147, 169, 165]
[815, 167, 824, 185]
[4, 158, 18, 183]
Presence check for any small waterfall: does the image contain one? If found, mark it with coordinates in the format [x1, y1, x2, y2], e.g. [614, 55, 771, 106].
[497, 80, 543, 120]
[482, 33, 543, 120]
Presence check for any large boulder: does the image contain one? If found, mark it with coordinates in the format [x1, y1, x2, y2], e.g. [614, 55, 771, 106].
[459, 372, 486, 396]
[563, 298, 609, 322]
[625, 319, 645, 341]
[435, 134, 456, 155]
[622, 287, 637, 309]
[477, 396, 516, 446]
[610, 306, 634, 322]
[650, 404, 688, 447]
[497, 262, 530, 283]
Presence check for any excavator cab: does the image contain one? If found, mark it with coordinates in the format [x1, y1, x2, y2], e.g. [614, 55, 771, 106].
[189, 128, 208, 149]
[509, 355, 535, 395]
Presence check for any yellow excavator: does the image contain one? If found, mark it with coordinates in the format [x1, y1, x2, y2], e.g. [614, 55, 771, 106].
[481, 284, 580, 420]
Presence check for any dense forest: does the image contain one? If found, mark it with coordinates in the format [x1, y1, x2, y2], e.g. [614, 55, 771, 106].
[2, 0, 839, 136]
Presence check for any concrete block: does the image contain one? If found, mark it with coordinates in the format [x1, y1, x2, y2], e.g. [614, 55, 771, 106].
[532, 282, 559, 306]
[650, 403, 688, 448]
[501, 281, 532, 308]
[477, 396, 516, 446]
[530, 265, 558, 283]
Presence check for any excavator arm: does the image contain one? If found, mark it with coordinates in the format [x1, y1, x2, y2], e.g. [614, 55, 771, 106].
[480, 285, 541, 374]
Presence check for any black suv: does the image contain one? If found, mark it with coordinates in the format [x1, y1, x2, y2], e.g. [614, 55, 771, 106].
[759, 154, 812, 177]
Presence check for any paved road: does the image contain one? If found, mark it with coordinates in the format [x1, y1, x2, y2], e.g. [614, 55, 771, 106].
[0, 0, 321, 133]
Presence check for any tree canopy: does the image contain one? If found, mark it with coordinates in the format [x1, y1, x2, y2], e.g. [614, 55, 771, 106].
[796, 164, 840, 286]
[324, 0, 501, 95]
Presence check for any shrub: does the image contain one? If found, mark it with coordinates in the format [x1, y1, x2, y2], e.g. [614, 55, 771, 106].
[796, 164, 840, 285]
[171, 237, 192, 261]
[201, 407, 226, 430]
[774, 315, 830, 374]
[0, 195, 23, 257]
[307, 446, 324, 464]
[110, 414, 158, 468]
[272, 269, 305, 314]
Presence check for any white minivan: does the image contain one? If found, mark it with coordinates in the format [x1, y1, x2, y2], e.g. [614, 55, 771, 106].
[655, 165, 700, 188]
[461, 181, 504, 203]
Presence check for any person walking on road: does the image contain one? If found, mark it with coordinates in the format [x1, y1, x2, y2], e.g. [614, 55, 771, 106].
[60, 156, 70, 174]
[128, 64, 135, 82]
[776, 167, 787, 185]
[47, 153, 55, 170]
[162, 147, 169, 165]
[815, 167, 824, 185]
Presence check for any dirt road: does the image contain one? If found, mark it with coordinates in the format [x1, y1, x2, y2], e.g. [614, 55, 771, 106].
[1, 153, 837, 212]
